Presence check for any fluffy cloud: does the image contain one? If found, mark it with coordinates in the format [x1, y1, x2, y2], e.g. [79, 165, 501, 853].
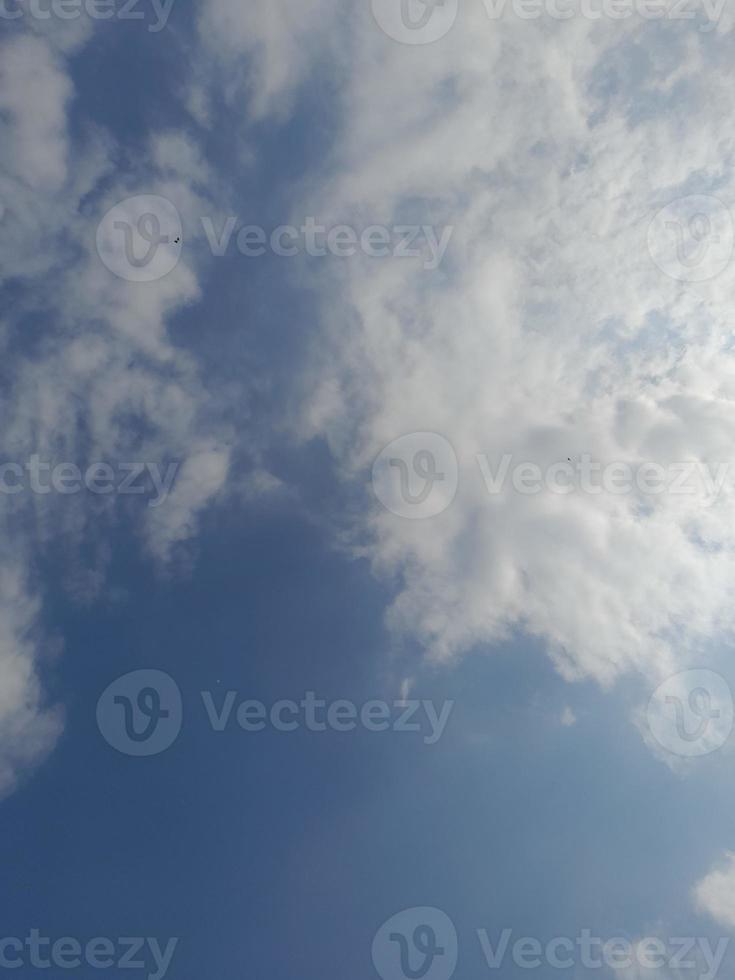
[146, 444, 231, 560]
[694, 853, 735, 929]
[187, 0, 735, 693]
[0, 35, 72, 191]
[274, 7, 735, 690]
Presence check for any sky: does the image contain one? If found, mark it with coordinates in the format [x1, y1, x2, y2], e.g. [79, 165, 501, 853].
[2, 1, 735, 979]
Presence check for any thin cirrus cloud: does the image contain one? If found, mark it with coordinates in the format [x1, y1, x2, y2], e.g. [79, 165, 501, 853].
[0, 26, 238, 794]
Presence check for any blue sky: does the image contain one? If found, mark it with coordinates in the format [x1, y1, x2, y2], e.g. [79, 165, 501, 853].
[2, 2, 735, 980]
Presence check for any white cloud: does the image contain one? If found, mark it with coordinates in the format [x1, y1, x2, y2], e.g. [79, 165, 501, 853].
[560, 706, 577, 727]
[183, 0, 735, 711]
[5, 0, 735, 795]
[694, 853, 735, 929]
[0, 25, 238, 792]
[0, 34, 72, 192]
[273, 10, 735, 694]
[196, 0, 345, 118]
[0, 561, 63, 799]
[146, 444, 231, 560]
